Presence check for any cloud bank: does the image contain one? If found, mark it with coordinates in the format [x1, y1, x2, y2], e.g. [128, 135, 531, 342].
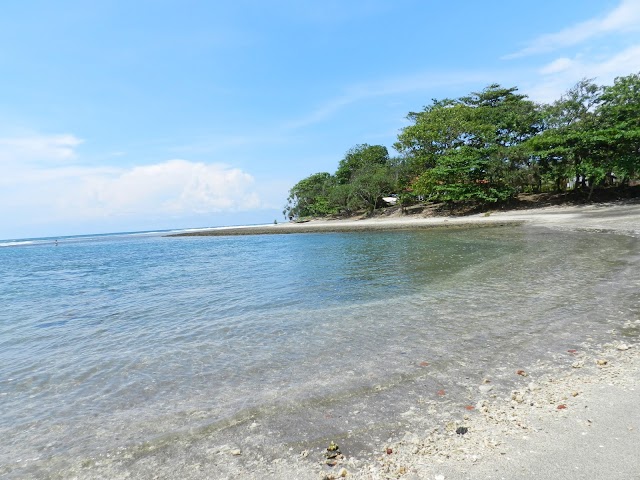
[0, 134, 265, 235]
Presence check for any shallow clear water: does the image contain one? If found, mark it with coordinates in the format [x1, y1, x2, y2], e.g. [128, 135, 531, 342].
[1, 225, 638, 477]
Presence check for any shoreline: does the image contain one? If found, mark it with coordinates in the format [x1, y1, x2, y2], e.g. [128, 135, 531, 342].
[169, 199, 640, 239]
[169, 201, 640, 480]
[35, 201, 639, 480]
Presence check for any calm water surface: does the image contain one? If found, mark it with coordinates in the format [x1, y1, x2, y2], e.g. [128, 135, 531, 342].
[1, 225, 638, 477]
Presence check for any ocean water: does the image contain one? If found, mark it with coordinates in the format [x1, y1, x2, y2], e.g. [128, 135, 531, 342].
[1, 225, 638, 478]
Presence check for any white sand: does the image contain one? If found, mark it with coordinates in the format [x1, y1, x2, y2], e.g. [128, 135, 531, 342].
[175, 199, 640, 238]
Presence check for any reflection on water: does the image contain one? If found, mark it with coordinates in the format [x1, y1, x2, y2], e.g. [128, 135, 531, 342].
[0, 225, 638, 478]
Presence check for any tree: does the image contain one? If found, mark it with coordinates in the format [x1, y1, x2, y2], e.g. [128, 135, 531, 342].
[596, 72, 640, 184]
[527, 79, 603, 192]
[397, 84, 541, 203]
[349, 163, 394, 213]
[283, 172, 337, 220]
[529, 74, 640, 196]
[335, 144, 390, 184]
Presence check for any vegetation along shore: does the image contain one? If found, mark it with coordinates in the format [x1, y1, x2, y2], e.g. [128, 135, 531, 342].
[278, 73, 639, 224]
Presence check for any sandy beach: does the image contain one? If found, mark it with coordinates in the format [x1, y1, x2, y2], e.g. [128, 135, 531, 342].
[171, 200, 640, 480]
[173, 199, 640, 239]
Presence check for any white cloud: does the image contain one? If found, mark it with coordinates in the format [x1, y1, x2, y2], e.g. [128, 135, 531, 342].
[525, 44, 640, 102]
[51, 160, 261, 218]
[0, 131, 266, 230]
[62, 159, 261, 218]
[504, 0, 640, 59]
[0, 133, 83, 164]
[539, 57, 575, 75]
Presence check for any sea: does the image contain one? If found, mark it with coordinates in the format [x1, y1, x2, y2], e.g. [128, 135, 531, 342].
[1, 224, 638, 478]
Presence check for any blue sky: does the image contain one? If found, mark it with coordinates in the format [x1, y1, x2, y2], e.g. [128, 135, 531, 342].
[1, 0, 639, 238]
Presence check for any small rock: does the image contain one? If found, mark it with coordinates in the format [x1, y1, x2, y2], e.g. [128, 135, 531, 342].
[571, 391, 579, 397]
[455, 426, 468, 435]
[516, 370, 527, 377]
[528, 382, 538, 391]
[230, 449, 242, 456]
[338, 467, 348, 477]
[435, 475, 445, 480]
[596, 359, 608, 366]
[617, 344, 630, 351]
[479, 385, 494, 394]
[572, 361, 584, 368]
[557, 404, 567, 410]
[386, 448, 393, 455]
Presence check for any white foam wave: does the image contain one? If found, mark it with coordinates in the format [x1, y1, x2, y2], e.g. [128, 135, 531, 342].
[0, 241, 35, 247]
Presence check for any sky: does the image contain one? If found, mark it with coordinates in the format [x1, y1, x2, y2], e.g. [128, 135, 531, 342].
[1, 0, 639, 239]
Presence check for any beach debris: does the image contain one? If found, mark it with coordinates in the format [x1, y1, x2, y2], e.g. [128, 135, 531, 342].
[557, 404, 567, 410]
[437, 389, 446, 396]
[511, 392, 524, 403]
[419, 361, 430, 367]
[230, 449, 242, 456]
[324, 441, 344, 466]
[482, 378, 491, 384]
[616, 343, 630, 351]
[464, 405, 475, 411]
[326, 441, 341, 459]
[479, 384, 493, 394]
[300, 449, 309, 458]
[596, 359, 608, 366]
[516, 370, 527, 377]
[455, 426, 469, 435]
[386, 448, 393, 455]
[572, 391, 579, 397]
[568, 349, 578, 354]
[338, 467, 348, 477]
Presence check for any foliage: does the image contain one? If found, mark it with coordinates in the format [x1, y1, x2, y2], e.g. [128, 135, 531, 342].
[528, 74, 640, 195]
[399, 84, 540, 203]
[283, 172, 337, 219]
[284, 73, 640, 217]
[335, 144, 390, 184]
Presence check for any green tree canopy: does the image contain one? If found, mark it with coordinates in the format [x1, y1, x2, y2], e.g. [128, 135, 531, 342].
[283, 172, 337, 220]
[335, 144, 389, 184]
[396, 84, 541, 202]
